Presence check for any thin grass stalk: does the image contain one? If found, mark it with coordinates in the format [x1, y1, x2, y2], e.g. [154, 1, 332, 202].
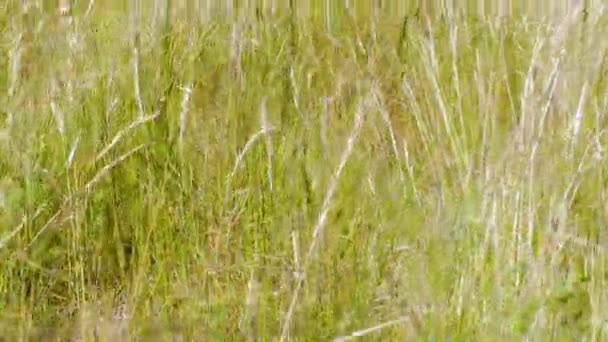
[280, 93, 370, 341]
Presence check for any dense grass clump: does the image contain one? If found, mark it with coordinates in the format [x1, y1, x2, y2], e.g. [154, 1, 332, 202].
[1, 2, 608, 340]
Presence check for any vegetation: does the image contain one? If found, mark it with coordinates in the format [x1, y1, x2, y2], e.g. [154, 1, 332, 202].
[1, 1, 607, 340]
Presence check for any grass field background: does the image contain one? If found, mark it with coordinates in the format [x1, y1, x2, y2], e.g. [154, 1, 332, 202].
[1, 1, 608, 340]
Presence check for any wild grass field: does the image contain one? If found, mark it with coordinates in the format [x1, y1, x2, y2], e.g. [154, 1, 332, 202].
[1, 1, 608, 340]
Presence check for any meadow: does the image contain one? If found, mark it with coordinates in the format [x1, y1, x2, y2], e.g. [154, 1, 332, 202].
[1, 1, 608, 340]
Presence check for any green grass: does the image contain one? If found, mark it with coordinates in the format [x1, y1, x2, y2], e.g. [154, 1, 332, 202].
[1, 1, 608, 340]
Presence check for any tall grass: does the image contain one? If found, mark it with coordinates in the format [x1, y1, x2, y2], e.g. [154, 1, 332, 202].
[1, 1, 608, 340]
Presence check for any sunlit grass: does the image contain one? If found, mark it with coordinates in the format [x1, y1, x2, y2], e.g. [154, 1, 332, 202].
[1, 2, 607, 340]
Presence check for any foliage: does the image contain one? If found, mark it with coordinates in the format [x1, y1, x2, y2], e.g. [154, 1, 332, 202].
[0, 2, 607, 340]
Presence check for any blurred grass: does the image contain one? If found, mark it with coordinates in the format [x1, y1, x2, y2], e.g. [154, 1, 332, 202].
[1, 1, 608, 340]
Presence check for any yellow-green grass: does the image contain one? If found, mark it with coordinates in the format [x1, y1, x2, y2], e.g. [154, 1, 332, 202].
[1, 1, 607, 340]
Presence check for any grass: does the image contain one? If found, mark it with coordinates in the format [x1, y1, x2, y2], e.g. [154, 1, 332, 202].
[1, 1, 608, 340]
